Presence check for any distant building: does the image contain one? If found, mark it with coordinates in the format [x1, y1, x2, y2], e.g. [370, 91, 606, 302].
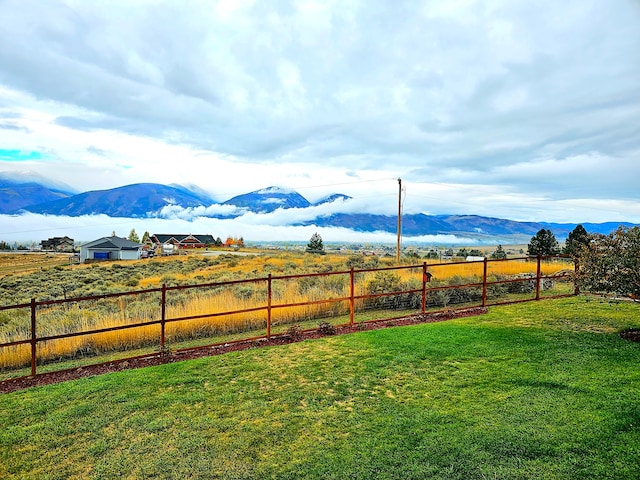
[40, 236, 74, 252]
[79, 236, 143, 262]
[150, 234, 217, 249]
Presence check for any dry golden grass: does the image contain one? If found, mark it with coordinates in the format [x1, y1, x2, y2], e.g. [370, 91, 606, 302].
[0, 311, 161, 370]
[427, 258, 568, 280]
[0, 252, 70, 277]
[136, 251, 357, 287]
[0, 251, 574, 370]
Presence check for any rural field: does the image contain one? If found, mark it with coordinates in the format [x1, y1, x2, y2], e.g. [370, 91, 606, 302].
[0, 249, 574, 375]
[1, 296, 639, 479]
[0, 252, 69, 276]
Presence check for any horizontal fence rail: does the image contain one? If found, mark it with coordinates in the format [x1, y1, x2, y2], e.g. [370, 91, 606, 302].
[0, 255, 576, 380]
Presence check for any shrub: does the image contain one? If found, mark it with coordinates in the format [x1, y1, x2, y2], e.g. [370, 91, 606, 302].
[367, 271, 402, 294]
[577, 226, 640, 298]
[364, 256, 380, 269]
[431, 290, 450, 308]
[125, 274, 142, 287]
[284, 324, 302, 340]
[297, 276, 319, 294]
[317, 320, 336, 335]
[160, 274, 178, 286]
[321, 275, 347, 294]
[346, 255, 366, 269]
[233, 285, 255, 300]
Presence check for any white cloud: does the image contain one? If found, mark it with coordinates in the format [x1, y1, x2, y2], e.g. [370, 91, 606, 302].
[156, 203, 247, 220]
[0, 212, 475, 246]
[0, 0, 638, 226]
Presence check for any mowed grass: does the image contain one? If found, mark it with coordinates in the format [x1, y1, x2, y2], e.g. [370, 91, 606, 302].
[1, 296, 639, 479]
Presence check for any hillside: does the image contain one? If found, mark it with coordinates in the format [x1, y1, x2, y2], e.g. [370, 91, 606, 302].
[222, 186, 312, 213]
[24, 183, 215, 217]
[0, 171, 74, 214]
[2, 172, 636, 240]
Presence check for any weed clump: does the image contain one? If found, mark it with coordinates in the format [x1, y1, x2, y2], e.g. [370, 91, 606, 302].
[284, 324, 302, 341]
[317, 320, 336, 335]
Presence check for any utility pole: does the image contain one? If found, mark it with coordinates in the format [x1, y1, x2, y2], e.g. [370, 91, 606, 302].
[396, 178, 402, 264]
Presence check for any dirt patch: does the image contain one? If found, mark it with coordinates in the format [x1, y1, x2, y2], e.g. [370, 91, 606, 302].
[620, 329, 640, 343]
[0, 307, 486, 394]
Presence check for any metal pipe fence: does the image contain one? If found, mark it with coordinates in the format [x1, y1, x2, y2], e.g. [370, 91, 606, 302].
[0, 255, 576, 380]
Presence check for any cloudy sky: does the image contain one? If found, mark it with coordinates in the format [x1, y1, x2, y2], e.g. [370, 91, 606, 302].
[1, 0, 639, 243]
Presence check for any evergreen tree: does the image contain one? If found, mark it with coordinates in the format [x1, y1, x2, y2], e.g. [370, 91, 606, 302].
[306, 232, 326, 254]
[564, 224, 589, 257]
[527, 229, 560, 256]
[128, 228, 140, 243]
[491, 244, 507, 259]
[142, 231, 150, 244]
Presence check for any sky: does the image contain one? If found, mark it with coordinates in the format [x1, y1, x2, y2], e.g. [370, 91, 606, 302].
[1, 0, 639, 243]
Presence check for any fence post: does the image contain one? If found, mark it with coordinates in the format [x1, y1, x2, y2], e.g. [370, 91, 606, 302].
[30, 298, 37, 377]
[267, 274, 272, 339]
[535, 255, 542, 300]
[422, 262, 427, 314]
[482, 258, 488, 307]
[349, 268, 355, 325]
[160, 284, 166, 352]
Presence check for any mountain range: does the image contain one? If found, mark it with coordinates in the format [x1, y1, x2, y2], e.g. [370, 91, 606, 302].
[1, 171, 635, 241]
[0, 171, 75, 214]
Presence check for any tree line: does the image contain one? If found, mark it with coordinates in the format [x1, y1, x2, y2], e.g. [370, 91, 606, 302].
[306, 225, 639, 300]
[526, 225, 639, 300]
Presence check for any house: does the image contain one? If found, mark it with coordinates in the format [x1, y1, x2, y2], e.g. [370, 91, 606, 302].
[40, 236, 74, 252]
[150, 234, 218, 249]
[79, 236, 143, 262]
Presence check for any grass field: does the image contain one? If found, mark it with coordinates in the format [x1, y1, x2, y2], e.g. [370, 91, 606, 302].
[0, 253, 70, 277]
[0, 251, 573, 371]
[1, 296, 639, 479]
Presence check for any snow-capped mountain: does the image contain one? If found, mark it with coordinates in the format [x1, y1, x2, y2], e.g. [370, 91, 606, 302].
[2, 173, 635, 240]
[0, 171, 75, 214]
[222, 186, 312, 213]
[23, 183, 215, 218]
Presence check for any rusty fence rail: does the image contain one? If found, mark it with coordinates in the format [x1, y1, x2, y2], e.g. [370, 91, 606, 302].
[0, 255, 576, 379]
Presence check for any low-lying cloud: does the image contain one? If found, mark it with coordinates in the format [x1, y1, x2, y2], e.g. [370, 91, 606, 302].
[0, 211, 475, 247]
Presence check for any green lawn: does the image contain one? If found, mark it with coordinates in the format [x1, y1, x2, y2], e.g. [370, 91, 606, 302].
[1, 296, 640, 479]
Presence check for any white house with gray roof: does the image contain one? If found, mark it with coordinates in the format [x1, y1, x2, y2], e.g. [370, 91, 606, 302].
[79, 236, 143, 262]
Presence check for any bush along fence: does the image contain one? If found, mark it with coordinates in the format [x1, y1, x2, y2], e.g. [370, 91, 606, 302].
[0, 255, 576, 380]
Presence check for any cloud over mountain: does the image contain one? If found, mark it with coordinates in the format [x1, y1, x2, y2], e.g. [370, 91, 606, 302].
[3, 174, 635, 247]
[0, 1, 638, 226]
